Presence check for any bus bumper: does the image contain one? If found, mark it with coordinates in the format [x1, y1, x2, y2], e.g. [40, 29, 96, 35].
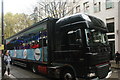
[76, 70, 112, 80]
[105, 70, 112, 78]
[76, 77, 99, 80]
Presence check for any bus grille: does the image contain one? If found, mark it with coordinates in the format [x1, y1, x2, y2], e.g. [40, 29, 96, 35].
[96, 64, 109, 79]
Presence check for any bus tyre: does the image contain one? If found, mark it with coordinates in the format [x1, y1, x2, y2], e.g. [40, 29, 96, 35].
[32, 65, 38, 73]
[12, 61, 15, 65]
[61, 70, 75, 80]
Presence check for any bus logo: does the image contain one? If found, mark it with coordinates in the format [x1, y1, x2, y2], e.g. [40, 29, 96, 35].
[34, 48, 41, 61]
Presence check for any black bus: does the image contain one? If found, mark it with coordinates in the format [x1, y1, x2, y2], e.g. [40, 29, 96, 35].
[5, 13, 111, 80]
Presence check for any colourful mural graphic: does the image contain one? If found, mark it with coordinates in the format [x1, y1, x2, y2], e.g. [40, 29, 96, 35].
[9, 47, 48, 62]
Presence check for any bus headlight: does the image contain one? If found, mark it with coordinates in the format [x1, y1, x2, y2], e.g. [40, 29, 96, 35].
[87, 73, 96, 77]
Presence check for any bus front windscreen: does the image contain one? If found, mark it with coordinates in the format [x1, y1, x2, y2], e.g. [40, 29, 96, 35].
[85, 29, 108, 45]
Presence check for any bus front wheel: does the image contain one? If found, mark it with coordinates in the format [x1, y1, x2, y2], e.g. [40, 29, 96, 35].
[61, 70, 75, 80]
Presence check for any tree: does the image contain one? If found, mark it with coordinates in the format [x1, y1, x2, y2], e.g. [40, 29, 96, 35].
[4, 12, 34, 39]
[32, 0, 74, 22]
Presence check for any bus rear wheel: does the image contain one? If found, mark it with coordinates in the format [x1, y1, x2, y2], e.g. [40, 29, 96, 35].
[61, 70, 75, 80]
[32, 65, 38, 73]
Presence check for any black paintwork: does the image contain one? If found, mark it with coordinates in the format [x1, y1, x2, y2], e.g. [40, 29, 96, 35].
[5, 13, 110, 79]
[52, 13, 110, 79]
[56, 13, 107, 32]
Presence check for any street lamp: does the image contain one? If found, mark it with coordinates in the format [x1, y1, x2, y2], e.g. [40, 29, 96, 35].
[1, 0, 4, 79]
[1, 0, 4, 44]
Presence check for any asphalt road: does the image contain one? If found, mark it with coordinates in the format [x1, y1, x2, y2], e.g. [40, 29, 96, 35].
[3, 65, 50, 80]
[2, 64, 120, 80]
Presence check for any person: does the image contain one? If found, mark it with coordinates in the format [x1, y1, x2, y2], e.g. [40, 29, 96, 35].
[115, 51, 120, 64]
[31, 41, 40, 48]
[25, 43, 30, 49]
[2, 53, 6, 76]
[4, 50, 11, 75]
[19, 42, 24, 49]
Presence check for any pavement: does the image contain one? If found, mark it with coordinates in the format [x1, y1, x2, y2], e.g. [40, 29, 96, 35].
[1, 60, 120, 80]
[107, 60, 120, 80]
[2, 73, 17, 80]
[110, 60, 120, 69]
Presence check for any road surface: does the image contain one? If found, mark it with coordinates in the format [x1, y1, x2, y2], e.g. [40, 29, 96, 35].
[4, 65, 50, 80]
[2, 63, 120, 80]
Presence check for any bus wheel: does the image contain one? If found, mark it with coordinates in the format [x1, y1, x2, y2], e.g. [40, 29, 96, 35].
[32, 65, 38, 73]
[61, 70, 75, 80]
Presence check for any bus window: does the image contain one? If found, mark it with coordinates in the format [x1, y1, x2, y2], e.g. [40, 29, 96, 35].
[42, 30, 48, 47]
[39, 39, 42, 48]
[24, 43, 30, 49]
[76, 29, 82, 44]
[31, 41, 40, 48]
[7, 43, 13, 50]
[85, 29, 108, 45]
[19, 42, 24, 49]
[67, 29, 82, 50]
[67, 29, 82, 45]
[38, 38, 47, 47]
[43, 38, 47, 46]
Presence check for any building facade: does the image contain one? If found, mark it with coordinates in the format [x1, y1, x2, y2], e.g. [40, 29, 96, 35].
[67, 0, 120, 58]
[32, 0, 120, 58]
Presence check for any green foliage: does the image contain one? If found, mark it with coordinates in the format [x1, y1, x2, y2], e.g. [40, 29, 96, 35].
[4, 12, 34, 39]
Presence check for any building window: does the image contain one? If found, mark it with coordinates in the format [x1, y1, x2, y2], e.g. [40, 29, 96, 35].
[83, 2, 89, 13]
[108, 35, 115, 39]
[76, 5, 80, 13]
[109, 41, 115, 59]
[94, 1, 101, 13]
[106, 0, 114, 9]
[73, 0, 75, 3]
[106, 18, 115, 57]
[107, 22, 114, 33]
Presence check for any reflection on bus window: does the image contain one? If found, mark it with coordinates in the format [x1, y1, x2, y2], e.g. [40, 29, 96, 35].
[85, 29, 108, 45]
[67, 29, 82, 45]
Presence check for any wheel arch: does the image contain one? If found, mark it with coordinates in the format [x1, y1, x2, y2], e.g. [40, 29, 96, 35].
[59, 65, 77, 77]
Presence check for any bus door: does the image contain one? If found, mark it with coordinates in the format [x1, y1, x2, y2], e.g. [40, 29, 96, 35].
[59, 28, 84, 62]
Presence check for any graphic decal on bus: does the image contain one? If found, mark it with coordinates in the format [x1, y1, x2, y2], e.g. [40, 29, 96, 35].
[27, 49, 35, 60]
[23, 49, 27, 59]
[14, 50, 16, 57]
[34, 48, 41, 61]
[16, 50, 23, 59]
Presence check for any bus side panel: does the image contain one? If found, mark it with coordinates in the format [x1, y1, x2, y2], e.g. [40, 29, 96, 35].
[47, 18, 58, 64]
[9, 50, 14, 57]
[27, 49, 35, 60]
[17, 50, 23, 59]
[9, 47, 48, 63]
[43, 47, 48, 62]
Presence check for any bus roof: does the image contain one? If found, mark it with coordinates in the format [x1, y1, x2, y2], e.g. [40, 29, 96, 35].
[56, 13, 107, 31]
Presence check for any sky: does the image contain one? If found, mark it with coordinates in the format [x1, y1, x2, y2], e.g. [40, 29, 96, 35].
[4, 0, 38, 14]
